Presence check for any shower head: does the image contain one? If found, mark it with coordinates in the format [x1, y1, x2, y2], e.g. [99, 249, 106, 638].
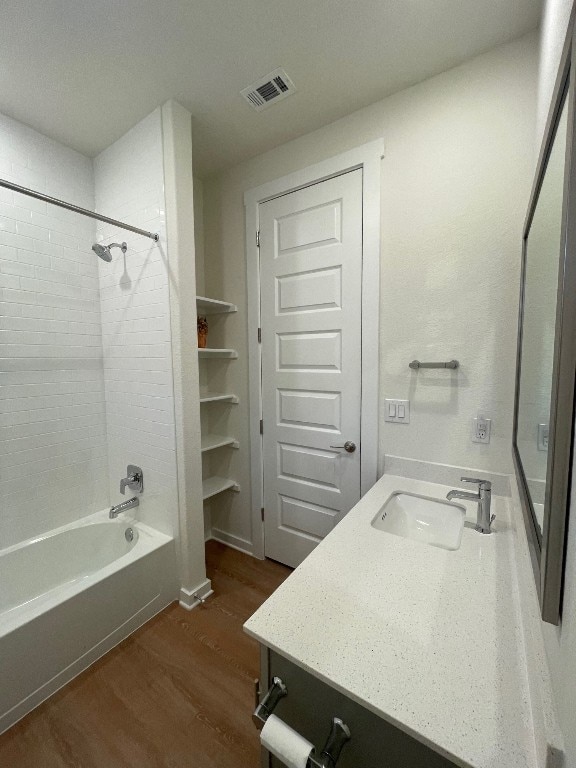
[92, 243, 112, 262]
[91, 241, 127, 262]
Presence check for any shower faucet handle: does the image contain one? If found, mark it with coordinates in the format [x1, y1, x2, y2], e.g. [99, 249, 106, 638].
[120, 465, 143, 495]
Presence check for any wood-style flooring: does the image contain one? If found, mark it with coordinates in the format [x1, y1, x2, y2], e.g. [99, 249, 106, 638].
[0, 541, 291, 768]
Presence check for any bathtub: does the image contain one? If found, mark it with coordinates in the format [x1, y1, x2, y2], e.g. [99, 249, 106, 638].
[0, 511, 177, 734]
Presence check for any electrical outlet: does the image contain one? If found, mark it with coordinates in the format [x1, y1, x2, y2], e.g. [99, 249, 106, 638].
[472, 415, 491, 444]
[538, 423, 549, 452]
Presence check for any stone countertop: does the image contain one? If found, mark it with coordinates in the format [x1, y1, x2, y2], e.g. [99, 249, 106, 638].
[244, 474, 536, 768]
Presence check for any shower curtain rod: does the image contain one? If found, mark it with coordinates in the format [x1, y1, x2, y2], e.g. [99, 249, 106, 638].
[0, 178, 160, 242]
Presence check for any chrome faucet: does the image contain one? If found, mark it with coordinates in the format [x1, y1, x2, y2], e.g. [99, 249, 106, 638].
[110, 465, 144, 519]
[120, 465, 143, 495]
[109, 496, 139, 519]
[446, 477, 495, 534]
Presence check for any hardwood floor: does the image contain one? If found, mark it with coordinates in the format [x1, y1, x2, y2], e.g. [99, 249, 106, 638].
[0, 541, 291, 768]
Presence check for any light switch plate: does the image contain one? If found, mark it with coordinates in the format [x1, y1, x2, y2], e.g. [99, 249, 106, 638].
[385, 399, 410, 424]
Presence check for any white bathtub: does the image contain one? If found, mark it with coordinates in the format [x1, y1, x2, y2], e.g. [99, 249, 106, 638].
[0, 511, 177, 734]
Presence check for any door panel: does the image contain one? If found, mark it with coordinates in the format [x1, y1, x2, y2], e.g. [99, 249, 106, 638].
[276, 199, 342, 254]
[276, 266, 342, 314]
[277, 389, 341, 431]
[260, 170, 363, 568]
[276, 330, 342, 371]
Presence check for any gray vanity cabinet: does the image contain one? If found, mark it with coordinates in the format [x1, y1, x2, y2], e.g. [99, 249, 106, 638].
[260, 648, 457, 768]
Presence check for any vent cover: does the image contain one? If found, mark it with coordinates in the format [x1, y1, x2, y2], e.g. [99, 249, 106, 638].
[241, 68, 296, 112]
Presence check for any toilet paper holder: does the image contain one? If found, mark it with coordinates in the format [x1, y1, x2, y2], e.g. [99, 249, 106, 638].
[253, 676, 351, 768]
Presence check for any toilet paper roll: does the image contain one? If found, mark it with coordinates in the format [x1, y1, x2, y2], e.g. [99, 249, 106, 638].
[261, 714, 314, 768]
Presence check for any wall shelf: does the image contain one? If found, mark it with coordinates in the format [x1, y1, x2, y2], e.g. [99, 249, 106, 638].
[198, 348, 238, 359]
[202, 475, 240, 500]
[197, 293, 239, 511]
[196, 295, 237, 314]
[199, 392, 239, 404]
[201, 434, 239, 453]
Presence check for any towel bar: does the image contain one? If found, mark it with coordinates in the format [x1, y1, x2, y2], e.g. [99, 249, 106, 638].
[409, 359, 459, 370]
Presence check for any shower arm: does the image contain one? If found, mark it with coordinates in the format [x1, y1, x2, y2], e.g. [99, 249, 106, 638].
[0, 177, 159, 242]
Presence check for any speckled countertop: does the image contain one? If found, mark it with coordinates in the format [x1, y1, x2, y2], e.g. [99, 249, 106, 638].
[244, 474, 537, 768]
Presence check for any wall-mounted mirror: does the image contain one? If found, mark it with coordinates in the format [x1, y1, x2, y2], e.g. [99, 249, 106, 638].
[514, 21, 576, 625]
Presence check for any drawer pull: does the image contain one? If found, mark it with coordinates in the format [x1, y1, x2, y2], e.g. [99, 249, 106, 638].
[253, 677, 350, 767]
[252, 676, 287, 729]
[309, 717, 351, 768]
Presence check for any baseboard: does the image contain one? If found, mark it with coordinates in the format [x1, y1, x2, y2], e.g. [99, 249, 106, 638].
[383, 454, 512, 497]
[209, 528, 254, 556]
[179, 578, 213, 611]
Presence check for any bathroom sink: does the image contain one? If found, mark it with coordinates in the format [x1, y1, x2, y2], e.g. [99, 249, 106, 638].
[372, 492, 466, 550]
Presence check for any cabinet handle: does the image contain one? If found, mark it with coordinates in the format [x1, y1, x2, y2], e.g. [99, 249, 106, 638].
[253, 678, 351, 767]
[254, 678, 260, 710]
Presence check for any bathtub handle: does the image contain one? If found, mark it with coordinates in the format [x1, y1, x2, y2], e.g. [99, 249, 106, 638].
[120, 465, 143, 495]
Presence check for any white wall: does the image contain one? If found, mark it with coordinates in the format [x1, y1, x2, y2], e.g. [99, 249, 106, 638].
[94, 109, 177, 538]
[537, 4, 576, 767]
[0, 112, 107, 547]
[202, 33, 539, 552]
[161, 101, 211, 603]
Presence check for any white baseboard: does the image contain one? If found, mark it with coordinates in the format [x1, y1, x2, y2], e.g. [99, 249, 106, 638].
[209, 528, 255, 556]
[179, 578, 213, 611]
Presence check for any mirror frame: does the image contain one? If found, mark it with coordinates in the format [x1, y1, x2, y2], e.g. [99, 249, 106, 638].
[513, 13, 576, 625]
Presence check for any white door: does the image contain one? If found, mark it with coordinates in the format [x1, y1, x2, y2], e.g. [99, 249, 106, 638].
[259, 169, 363, 567]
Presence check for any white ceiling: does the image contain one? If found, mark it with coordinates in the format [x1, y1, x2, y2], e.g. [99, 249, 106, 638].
[1, 0, 541, 177]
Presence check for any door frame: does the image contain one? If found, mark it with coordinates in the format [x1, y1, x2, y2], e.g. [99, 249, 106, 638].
[244, 140, 384, 559]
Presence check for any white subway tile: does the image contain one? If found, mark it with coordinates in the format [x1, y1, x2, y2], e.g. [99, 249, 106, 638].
[49, 229, 80, 249]
[1, 106, 178, 547]
[0, 230, 34, 251]
[0, 259, 34, 278]
[17, 248, 51, 267]
[9, 163, 46, 191]
[16, 220, 50, 242]
[0, 215, 16, 233]
[12, 190, 47, 214]
[0, 202, 33, 224]
[0, 287, 37, 305]
[32, 239, 63, 258]
[0, 273, 20, 289]
[50, 256, 79, 275]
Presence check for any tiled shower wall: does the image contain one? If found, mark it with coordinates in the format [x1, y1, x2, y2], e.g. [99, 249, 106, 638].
[94, 109, 177, 537]
[0, 108, 178, 548]
[0, 113, 108, 547]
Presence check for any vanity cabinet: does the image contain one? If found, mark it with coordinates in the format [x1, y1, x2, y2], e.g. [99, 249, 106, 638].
[259, 648, 457, 768]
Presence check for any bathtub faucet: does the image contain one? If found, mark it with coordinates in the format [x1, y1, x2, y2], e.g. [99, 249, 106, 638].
[109, 496, 139, 519]
[120, 465, 143, 495]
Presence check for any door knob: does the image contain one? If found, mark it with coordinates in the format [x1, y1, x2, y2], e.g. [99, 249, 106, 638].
[330, 441, 356, 453]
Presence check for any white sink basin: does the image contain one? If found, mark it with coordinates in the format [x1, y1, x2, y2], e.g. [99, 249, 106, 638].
[372, 492, 466, 550]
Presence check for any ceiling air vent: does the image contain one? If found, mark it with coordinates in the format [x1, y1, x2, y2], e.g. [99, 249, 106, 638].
[241, 68, 296, 112]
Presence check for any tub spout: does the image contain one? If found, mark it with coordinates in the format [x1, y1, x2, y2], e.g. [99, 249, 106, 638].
[109, 496, 139, 519]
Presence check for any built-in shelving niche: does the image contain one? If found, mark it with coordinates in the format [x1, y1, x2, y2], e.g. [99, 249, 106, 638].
[197, 295, 239, 501]
[202, 476, 240, 501]
[199, 392, 239, 404]
[198, 348, 238, 359]
[201, 434, 239, 453]
[196, 296, 237, 314]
